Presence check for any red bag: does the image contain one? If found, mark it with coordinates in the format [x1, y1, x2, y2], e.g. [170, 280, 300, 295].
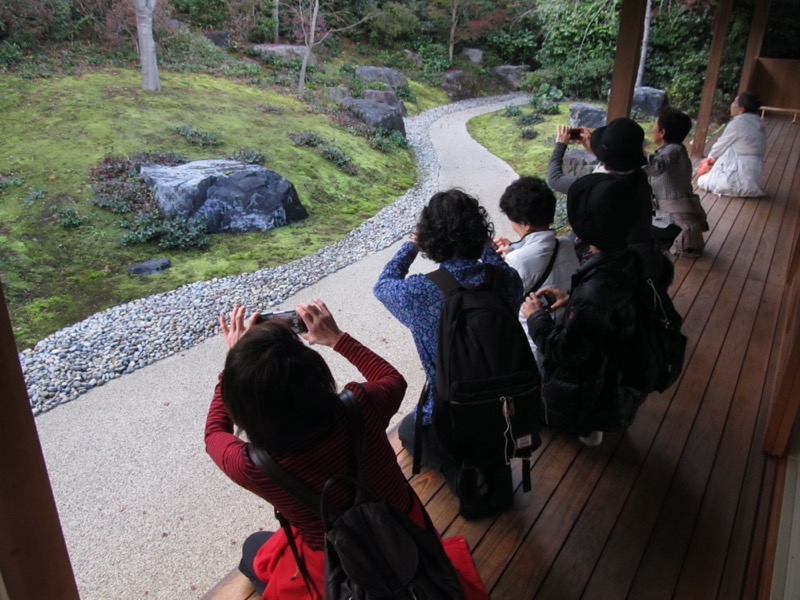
[697, 157, 715, 176]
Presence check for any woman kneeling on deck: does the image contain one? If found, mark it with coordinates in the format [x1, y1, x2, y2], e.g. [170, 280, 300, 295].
[205, 301, 485, 599]
[522, 174, 648, 447]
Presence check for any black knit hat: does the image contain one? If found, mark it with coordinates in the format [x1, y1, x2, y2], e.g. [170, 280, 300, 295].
[567, 173, 638, 251]
[590, 117, 646, 172]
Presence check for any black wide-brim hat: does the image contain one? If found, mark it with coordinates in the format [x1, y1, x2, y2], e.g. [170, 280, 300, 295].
[567, 173, 639, 251]
[590, 117, 647, 172]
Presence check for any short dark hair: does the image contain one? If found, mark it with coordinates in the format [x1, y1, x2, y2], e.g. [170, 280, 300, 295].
[737, 92, 761, 114]
[221, 321, 337, 452]
[499, 176, 556, 228]
[415, 189, 493, 263]
[656, 107, 692, 144]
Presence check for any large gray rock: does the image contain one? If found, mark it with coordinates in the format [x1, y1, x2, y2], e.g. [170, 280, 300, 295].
[363, 89, 407, 116]
[340, 98, 406, 136]
[569, 103, 607, 128]
[128, 258, 171, 276]
[632, 86, 668, 117]
[492, 65, 530, 90]
[441, 70, 478, 101]
[354, 66, 408, 89]
[251, 44, 316, 66]
[461, 48, 484, 64]
[140, 160, 308, 234]
[563, 149, 599, 178]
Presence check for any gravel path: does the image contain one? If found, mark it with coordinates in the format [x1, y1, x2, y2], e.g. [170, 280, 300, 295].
[32, 92, 529, 599]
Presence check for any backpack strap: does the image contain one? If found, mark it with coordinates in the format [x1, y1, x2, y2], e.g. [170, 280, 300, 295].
[247, 389, 364, 598]
[524, 238, 560, 298]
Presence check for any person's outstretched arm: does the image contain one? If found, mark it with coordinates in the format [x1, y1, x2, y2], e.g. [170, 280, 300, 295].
[547, 125, 579, 194]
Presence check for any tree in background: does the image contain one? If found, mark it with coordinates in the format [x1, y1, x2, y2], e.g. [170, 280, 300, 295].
[134, 0, 161, 91]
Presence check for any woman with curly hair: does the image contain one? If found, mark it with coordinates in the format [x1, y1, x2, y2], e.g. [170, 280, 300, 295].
[374, 189, 523, 519]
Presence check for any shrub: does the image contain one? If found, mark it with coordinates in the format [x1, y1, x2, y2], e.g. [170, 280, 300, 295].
[228, 146, 267, 165]
[22, 188, 45, 205]
[158, 215, 209, 250]
[55, 206, 83, 228]
[520, 128, 538, 140]
[320, 144, 356, 173]
[517, 113, 545, 127]
[174, 124, 223, 146]
[0, 41, 23, 68]
[395, 86, 417, 103]
[0, 174, 24, 193]
[289, 130, 324, 147]
[504, 105, 523, 118]
[368, 129, 409, 152]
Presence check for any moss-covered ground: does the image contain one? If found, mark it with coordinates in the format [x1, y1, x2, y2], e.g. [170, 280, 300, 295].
[0, 69, 432, 348]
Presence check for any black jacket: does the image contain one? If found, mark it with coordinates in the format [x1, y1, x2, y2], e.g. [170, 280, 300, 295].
[527, 248, 647, 433]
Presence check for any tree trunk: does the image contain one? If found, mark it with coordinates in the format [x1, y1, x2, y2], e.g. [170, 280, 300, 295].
[134, 0, 161, 91]
[448, 0, 460, 63]
[298, 0, 319, 91]
[272, 0, 280, 44]
[636, 0, 652, 88]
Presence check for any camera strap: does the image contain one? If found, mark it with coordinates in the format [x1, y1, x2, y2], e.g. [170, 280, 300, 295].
[524, 238, 560, 298]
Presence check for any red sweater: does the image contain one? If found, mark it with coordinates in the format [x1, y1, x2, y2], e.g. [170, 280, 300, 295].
[205, 333, 410, 549]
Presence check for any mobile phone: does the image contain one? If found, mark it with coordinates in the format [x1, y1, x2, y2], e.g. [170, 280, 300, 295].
[539, 292, 554, 311]
[256, 309, 308, 333]
[568, 127, 583, 140]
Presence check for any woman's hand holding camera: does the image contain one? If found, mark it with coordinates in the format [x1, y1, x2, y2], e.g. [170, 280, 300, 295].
[521, 286, 569, 319]
[296, 299, 344, 348]
[220, 305, 260, 350]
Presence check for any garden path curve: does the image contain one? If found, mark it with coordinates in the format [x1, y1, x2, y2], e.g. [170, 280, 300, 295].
[33, 94, 529, 599]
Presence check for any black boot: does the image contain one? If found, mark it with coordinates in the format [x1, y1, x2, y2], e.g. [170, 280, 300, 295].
[482, 464, 513, 513]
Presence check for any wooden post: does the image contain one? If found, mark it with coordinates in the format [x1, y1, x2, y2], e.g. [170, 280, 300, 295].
[763, 227, 800, 457]
[739, 0, 772, 94]
[691, 0, 735, 157]
[0, 287, 79, 598]
[607, 0, 648, 121]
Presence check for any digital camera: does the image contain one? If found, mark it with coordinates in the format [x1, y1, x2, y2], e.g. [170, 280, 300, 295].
[256, 310, 308, 334]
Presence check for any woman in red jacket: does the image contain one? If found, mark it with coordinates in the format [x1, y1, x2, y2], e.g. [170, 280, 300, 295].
[205, 300, 486, 598]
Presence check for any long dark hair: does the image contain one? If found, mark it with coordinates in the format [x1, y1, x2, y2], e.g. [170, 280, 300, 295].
[415, 189, 493, 263]
[221, 321, 338, 452]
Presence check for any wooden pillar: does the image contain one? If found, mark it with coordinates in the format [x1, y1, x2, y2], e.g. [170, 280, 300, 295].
[691, 0, 735, 157]
[607, 0, 648, 121]
[739, 0, 772, 94]
[0, 287, 79, 598]
[763, 228, 800, 457]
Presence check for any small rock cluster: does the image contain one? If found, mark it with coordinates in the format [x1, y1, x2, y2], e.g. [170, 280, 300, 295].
[20, 94, 526, 415]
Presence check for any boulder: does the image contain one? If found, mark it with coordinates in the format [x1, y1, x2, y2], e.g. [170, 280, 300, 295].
[140, 160, 308, 234]
[461, 48, 484, 64]
[340, 98, 406, 136]
[325, 86, 350, 102]
[363, 89, 407, 116]
[569, 103, 607, 128]
[128, 258, 171, 276]
[632, 86, 668, 117]
[203, 30, 228, 48]
[354, 66, 408, 89]
[562, 149, 599, 178]
[251, 44, 316, 66]
[441, 70, 478, 101]
[492, 65, 531, 90]
[403, 49, 423, 67]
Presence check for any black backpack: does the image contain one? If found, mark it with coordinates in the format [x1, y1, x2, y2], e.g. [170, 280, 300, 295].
[417, 265, 542, 491]
[621, 262, 688, 394]
[249, 391, 465, 600]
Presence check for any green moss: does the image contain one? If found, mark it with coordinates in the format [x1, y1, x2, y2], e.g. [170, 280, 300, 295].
[404, 79, 450, 116]
[0, 69, 416, 348]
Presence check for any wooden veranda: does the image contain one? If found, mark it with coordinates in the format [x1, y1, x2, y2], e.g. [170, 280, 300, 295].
[205, 112, 800, 599]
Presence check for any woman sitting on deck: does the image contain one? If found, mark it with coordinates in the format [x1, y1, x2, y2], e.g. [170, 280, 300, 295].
[697, 92, 767, 197]
[645, 107, 709, 258]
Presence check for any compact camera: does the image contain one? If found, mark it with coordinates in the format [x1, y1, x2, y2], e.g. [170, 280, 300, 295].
[256, 309, 308, 333]
[568, 127, 583, 140]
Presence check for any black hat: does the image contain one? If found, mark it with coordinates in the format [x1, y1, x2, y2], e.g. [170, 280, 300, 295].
[567, 173, 638, 251]
[590, 117, 646, 172]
